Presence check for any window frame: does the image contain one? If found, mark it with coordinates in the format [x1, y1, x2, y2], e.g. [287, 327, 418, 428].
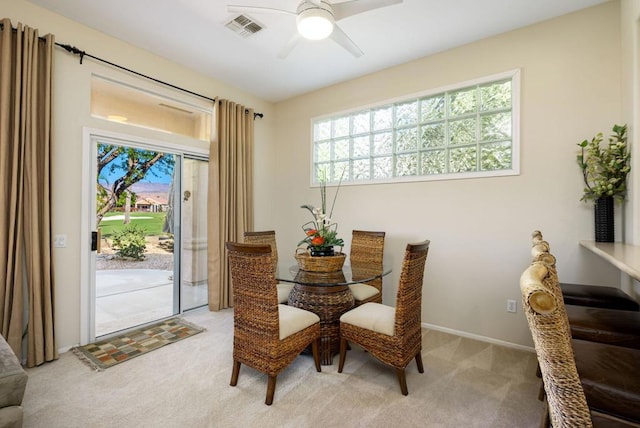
[310, 69, 521, 186]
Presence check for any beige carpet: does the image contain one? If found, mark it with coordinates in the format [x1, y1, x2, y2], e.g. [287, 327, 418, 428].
[23, 309, 543, 427]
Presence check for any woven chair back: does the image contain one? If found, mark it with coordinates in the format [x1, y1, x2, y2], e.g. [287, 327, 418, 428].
[350, 230, 385, 292]
[244, 230, 279, 275]
[520, 236, 593, 427]
[393, 240, 430, 341]
[226, 242, 280, 343]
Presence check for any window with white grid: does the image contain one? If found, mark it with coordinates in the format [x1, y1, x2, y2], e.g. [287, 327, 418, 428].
[311, 70, 520, 185]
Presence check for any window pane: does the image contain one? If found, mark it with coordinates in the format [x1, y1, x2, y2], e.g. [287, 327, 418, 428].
[333, 162, 349, 181]
[449, 88, 476, 116]
[333, 117, 349, 138]
[352, 112, 370, 134]
[421, 150, 446, 175]
[481, 112, 511, 141]
[421, 95, 445, 121]
[353, 136, 370, 158]
[449, 146, 477, 172]
[480, 142, 512, 171]
[396, 153, 418, 176]
[373, 107, 393, 131]
[373, 156, 393, 179]
[481, 80, 511, 111]
[353, 159, 370, 180]
[396, 127, 418, 152]
[396, 101, 418, 127]
[316, 141, 331, 162]
[373, 132, 392, 155]
[449, 118, 476, 145]
[333, 138, 349, 160]
[311, 72, 517, 185]
[314, 163, 331, 182]
[315, 120, 331, 140]
[421, 123, 445, 148]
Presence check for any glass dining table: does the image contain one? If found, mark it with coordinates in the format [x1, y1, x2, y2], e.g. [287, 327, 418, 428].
[276, 260, 392, 365]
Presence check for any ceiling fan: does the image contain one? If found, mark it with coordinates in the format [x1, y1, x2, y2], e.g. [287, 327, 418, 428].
[228, 0, 403, 58]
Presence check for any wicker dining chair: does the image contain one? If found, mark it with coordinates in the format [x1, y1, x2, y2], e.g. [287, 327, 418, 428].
[243, 230, 294, 304]
[338, 240, 430, 396]
[226, 242, 322, 405]
[520, 260, 640, 427]
[349, 230, 386, 306]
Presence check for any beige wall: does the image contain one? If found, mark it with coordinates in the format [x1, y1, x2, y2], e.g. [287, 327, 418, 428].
[4, 0, 276, 350]
[4, 0, 631, 351]
[273, 2, 624, 348]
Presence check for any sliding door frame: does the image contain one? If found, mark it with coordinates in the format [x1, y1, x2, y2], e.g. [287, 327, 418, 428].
[80, 127, 208, 345]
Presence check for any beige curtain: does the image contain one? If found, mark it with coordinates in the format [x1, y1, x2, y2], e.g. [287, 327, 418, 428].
[0, 19, 57, 366]
[207, 99, 254, 310]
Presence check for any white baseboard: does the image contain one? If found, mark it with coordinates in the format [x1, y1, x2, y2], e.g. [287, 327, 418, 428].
[422, 322, 535, 353]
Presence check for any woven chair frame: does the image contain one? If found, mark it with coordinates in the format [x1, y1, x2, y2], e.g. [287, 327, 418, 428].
[226, 242, 321, 405]
[350, 230, 386, 305]
[243, 230, 279, 275]
[521, 260, 593, 427]
[340, 240, 430, 395]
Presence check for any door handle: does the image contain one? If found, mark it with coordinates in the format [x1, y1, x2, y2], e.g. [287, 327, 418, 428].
[91, 230, 102, 253]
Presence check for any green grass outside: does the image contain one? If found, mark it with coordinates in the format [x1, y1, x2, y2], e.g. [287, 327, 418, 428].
[99, 212, 167, 237]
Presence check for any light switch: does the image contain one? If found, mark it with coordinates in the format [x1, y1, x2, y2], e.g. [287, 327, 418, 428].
[54, 234, 67, 248]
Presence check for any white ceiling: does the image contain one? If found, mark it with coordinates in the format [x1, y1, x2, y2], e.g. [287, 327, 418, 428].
[26, 0, 608, 102]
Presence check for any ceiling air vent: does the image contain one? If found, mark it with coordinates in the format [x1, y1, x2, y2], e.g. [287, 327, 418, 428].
[225, 14, 263, 38]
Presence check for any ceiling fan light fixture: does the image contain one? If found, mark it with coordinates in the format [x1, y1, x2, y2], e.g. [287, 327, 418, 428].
[297, 8, 334, 40]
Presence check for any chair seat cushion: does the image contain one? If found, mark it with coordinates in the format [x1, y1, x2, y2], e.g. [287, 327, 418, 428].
[348, 283, 380, 302]
[567, 304, 640, 349]
[340, 302, 395, 336]
[573, 339, 640, 423]
[561, 283, 639, 311]
[278, 304, 320, 340]
[277, 282, 293, 304]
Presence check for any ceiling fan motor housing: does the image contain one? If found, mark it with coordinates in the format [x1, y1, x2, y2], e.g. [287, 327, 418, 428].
[296, 1, 335, 40]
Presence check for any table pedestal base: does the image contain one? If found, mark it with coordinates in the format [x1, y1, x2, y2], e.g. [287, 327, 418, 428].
[288, 283, 354, 365]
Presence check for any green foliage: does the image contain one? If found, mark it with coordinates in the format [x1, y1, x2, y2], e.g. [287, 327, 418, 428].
[112, 224, 147, 260]
[576, 124, 631, 202]
[99, 212, 166, 237]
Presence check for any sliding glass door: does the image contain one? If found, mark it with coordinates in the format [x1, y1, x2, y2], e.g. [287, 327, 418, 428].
[90, 136, 208, 339]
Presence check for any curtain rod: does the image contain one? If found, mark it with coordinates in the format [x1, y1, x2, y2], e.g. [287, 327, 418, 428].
[56, 43, 264, 120]
[0, 22, 263, 119]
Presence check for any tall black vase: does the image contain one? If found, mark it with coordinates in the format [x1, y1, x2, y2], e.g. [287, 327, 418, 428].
[594, 196, 614, 242]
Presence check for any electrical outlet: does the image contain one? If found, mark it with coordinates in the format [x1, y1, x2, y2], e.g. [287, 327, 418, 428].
[507, 299, 517, 313]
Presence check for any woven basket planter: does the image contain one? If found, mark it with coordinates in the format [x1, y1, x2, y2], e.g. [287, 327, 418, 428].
[295, 249, 346, 272]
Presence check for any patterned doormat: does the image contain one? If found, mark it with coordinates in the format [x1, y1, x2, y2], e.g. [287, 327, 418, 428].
[72, 317, 205, 371]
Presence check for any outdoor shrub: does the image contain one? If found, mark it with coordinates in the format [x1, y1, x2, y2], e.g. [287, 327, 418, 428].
[112, 224, 147, 260]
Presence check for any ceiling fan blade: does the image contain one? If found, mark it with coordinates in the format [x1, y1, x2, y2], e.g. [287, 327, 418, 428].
[277, 34, 302, 59]
[330, 24, 363, 57]
[332, 0, 403, 21]
[228, 5, 296, 15]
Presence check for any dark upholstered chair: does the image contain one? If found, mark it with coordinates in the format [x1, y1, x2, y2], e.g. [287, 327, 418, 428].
[521, 261, 640, 427]
[243, 230, 294, 304]
[226, 242, 321, 405]
[348, 230, 385, 305]
[531, 230, 639, 312]
[561, 283, 639, 311]
[339, 240, 430, 396]
[523, 232, 640, 426]
[530, 231, 640, 349]
[566, 304, 640, 349]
